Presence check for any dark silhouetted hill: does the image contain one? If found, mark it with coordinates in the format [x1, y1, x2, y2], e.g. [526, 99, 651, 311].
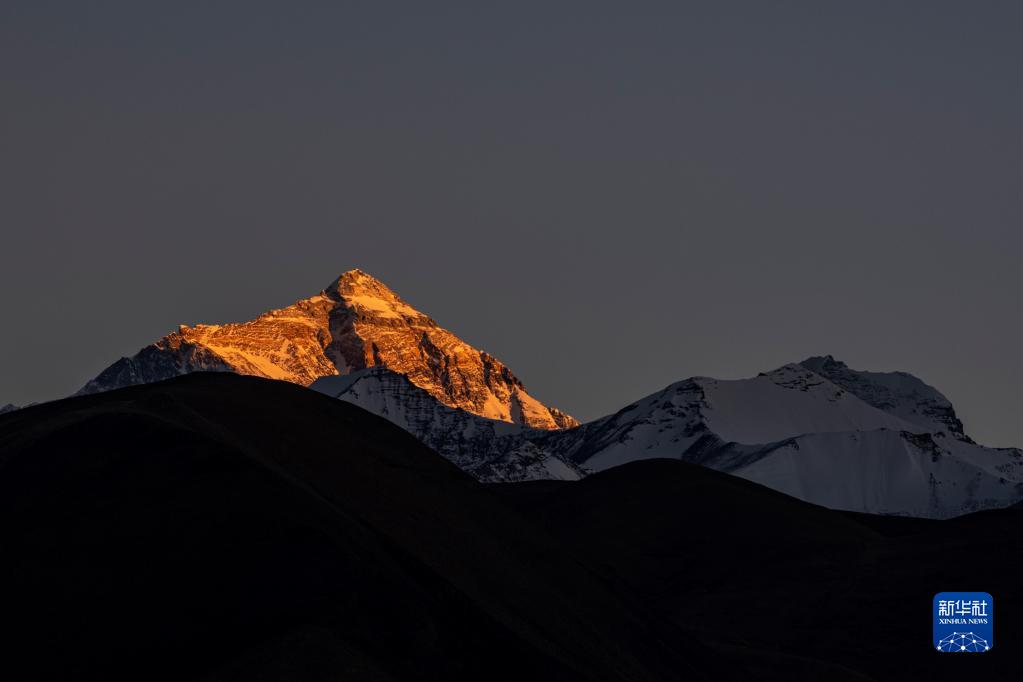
[2, 375, 1020, 681]
[495, 459, 1023, 681]
[0, 374, 708, 681]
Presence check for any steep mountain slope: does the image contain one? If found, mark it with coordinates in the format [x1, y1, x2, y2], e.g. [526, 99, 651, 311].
[79, 269, 575, 429]
[495, 460, 1023, 682]
[557, 364, 915, 472]
[0, 374, 724, 682]
[0, 403, 16, 414]
[312, 368, 583, 482]
[800, 355, 968, 439]
[729, 429, 1023, 517]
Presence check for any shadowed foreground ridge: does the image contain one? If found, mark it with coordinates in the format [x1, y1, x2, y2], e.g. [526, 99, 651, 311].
[0, 373, 717, 682]
[496, 460, 1023, 681]
[1, 374, 1021, 680]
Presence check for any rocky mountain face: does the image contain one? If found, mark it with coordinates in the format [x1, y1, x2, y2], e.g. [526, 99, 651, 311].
[799, 355, 969, 440]
[79, 269, 576, 429]
[313, 368, 584, 482]
[314, 359, 1023, 518]
[0, 404, 17, 415]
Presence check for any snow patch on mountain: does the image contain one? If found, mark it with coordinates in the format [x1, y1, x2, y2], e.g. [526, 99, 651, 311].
[729, 430, 1023, 517]
[700, 364, 914, 444]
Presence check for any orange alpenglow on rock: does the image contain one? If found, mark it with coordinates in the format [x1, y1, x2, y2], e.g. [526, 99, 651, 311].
[80, 269, 577, 429]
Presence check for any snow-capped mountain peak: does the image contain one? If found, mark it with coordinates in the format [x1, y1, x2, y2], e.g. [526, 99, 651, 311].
[79, 269, 576, 429]
[324, 269, 426, 322]
[799, 355, 968, 440]
[695, 363, 914, 445]
[544, 356, 1022, 517]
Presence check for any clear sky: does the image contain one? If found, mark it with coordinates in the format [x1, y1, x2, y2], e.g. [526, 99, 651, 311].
[2, 2, 1021, 446]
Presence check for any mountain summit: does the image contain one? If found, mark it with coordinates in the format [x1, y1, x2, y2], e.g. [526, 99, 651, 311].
[798, 355, 968, 440]
[538, 358, 1023, 517]
[80, 269, 576, 429]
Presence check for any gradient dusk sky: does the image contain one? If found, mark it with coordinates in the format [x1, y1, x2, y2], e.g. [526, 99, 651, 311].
[2, 2, 1021, 445]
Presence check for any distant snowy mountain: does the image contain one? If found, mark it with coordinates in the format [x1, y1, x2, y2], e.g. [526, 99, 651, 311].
[0, 404, 17, 415]
[545, 361, 1023, 518]
[79, 269, 575, 429]
[552, 360, 1023, 518]
[313, 358, 1023, 518]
